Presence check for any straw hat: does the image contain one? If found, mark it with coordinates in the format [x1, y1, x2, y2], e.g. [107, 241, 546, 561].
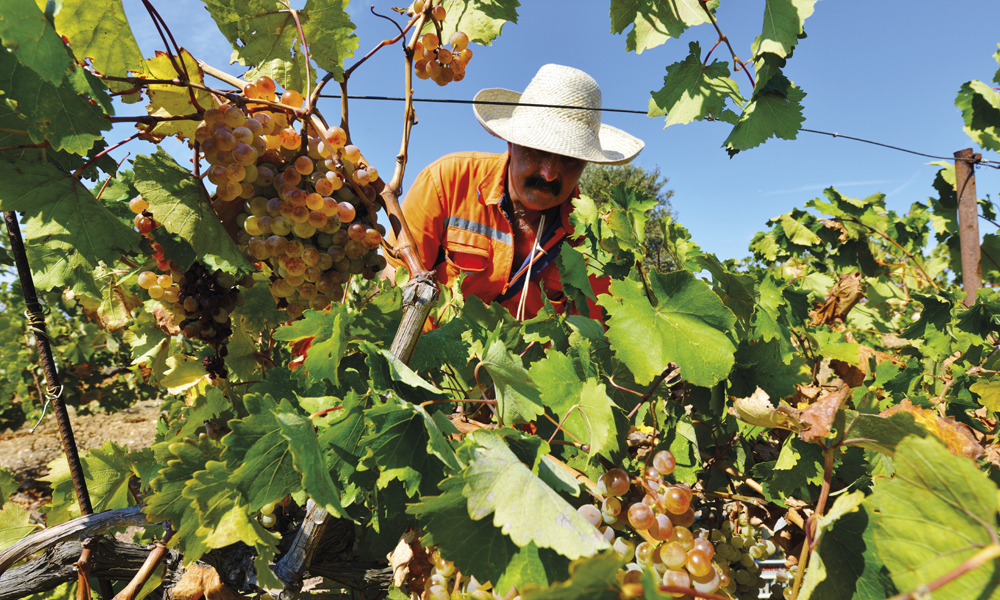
[473, 64, 644, 165]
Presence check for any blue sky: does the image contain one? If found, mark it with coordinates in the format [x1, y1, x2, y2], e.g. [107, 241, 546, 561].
[113, 0, 1000, 262]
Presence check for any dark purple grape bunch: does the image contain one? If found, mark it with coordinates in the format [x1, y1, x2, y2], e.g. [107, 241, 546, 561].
[176, 263, 249, 380]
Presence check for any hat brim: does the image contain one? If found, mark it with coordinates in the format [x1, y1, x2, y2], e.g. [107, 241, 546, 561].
[473, 88, 644, 165]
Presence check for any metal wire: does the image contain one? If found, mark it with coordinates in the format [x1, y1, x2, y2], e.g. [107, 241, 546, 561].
[317, 94, 999, 167]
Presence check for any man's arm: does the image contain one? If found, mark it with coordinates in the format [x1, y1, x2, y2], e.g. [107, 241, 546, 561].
[384, 162, 447, 276]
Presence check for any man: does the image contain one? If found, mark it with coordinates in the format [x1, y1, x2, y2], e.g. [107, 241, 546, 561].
[388, 64, 644, 320]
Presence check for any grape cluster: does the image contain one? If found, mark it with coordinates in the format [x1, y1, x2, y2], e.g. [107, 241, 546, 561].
[410, 1, 472, 86]
[707, 520, 780, 599]
[172, 264, 246, 379]
[196, 76, 387, 320]
[424, 550, 518, 600]
[572, 451, 731, 597]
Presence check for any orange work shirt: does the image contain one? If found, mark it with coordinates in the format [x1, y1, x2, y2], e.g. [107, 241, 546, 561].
[388, 150, 609, 321]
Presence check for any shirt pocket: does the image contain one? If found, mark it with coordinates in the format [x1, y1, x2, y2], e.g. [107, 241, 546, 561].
[443, 234, 490, 273]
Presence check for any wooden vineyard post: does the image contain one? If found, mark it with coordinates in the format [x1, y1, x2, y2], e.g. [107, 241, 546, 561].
[955, 148, 983, 306]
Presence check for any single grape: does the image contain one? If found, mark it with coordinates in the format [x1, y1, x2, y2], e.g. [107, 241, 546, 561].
[613, 537, 635, 561]
[137, 271, 158, 289]
[650, 513, 674, 542]
[295, 155, 314, 175]
[690, 566, 721, 594]
[422, 32, 439, 51]
[663, 487, 690, 515]
[450, 31, 469, 51]
[627, 502, 655, 530]
[341, 145, 361, 164]
[129, 197, 149, 214]
[686, 549, 712, 577]
[653, 450, 676, 475]
[692, 537, 714, 559]
[431, 5, 446, 20]
[598, 468, 631, 497]
[662, 569, 690, 597]
[601, 496, 621, 517]
[577, 504, 602, 528]
[669, 526, 695, 551]
[659, 541, 687, 570]
[282, 89, 304, 108]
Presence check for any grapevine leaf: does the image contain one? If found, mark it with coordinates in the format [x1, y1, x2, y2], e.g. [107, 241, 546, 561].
[0, 51, 109, 154]
[362, 341, 447, 401]
[0, 0, 73, 85]
[779, 211, 820, 245]
[972, 376, 1000, 412]
[433, 0, 520, 46]
[274, 408, 347, 518]
[663, 415, 700, 484]
[235, 273, 287, 333]
[597, 271, 736, 387]
[160, 354, 209, 395]
[957, 80, 1000, 152]
[272, 302, 354, 387]
[481, 333, 545, 425]
[0, 468, 16, 507]
[201, 0, 314, 91]
[531, 351, 617, 457]
[837, 410, 931, 457]
[754, 436, 823, 506]
[758, 0, 816, 58]
[556, 246, 595, 319]
[724, 76, 805, 154]
[133, 149, 253, 275]
[729, 338, 809, 400]
[97, 275, 143, 332]
[880, 399, 984, 460]
[225, 318, 262, 382]
[609, 0, 719, 54]
[123, 308, 169, 366]
[899, 293, 952, 339]
[41, 441, 139, 526]
[497, 543, 571, 595]
[141, 49, 213, 141]
[409, 318, 473, 373]
[0, 158, 142, 299]
[869, 436, 1000, 600]
[53, 0, 148, 87]
[362, 396, 461, 497]
[799, 492, 894, 600]
[0, 503, 32, 553]
[407, 476, 520, 584]
[521, 551, 622, 600]
[316, 391, 370, 493]
[693, 253, 757, 323]
[301, 0, 358, 79]
[648, 41, 743, 127]
[461, 430, 610, 559]
[221, 393, 303, 512]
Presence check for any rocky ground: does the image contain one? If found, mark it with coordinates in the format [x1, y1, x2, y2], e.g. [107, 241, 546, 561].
[0, 399, 162, 518]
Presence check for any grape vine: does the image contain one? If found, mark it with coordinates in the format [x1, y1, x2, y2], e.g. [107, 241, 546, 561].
[0, 3, 999, 600]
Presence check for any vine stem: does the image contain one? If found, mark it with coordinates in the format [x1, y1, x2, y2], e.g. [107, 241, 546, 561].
[111, 527, 174, 600]
[73, 132, 140, 178]
[790, 445, 836, 600]
[885, 544, 1000, 600]
[698, 1, 755, 89]
[626, 363, 678, 419]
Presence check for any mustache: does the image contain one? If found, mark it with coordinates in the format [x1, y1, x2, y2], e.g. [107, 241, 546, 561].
[525, 176, 560, 196]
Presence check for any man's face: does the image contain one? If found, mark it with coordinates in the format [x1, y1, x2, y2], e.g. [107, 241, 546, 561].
[507, 143, 587, 212]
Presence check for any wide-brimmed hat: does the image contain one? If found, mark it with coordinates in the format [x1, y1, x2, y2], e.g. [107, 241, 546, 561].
[473, 64, 644, 165]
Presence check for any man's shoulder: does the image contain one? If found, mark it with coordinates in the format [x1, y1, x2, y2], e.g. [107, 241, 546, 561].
[424, 151, 506, 172]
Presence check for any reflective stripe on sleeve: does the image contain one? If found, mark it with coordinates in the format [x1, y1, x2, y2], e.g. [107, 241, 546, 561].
[444, 215, 512, 245]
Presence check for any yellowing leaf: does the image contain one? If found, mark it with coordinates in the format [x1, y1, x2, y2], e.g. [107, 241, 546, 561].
[161, 355, 210, 395]
[142, 49, 213, 140]
[880, 399, 984, 460]
[730, 387, 806, 431]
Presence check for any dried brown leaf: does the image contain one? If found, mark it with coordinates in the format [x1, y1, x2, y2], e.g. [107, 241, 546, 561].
[798, 382, 852, 444]
[729, 388, 806, 431]
[153, 303, 181, 336]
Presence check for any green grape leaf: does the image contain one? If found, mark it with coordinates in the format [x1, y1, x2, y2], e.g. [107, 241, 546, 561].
[758, 0, 816, 58]
[202, 0, 313, 91]
[160, 354, 209, 395]
[272, 302, 354, 387]
[221, 393, 302, 512]
[133, 149, 252, 275]
[362, 396, 461, 497]
[0, 158, 142, 299]
[648, 41, 743, 127]
[409, 318, 473, 373]
[779, 211, 820, 245]
[432, 0, 520, 46]
[663, 415, 700, 485]
[481, 333, 545, 426]
[235, 272, 287, 333]
[0, 503, 33, 553]
[724, 77, 805, 154]
[837, 411, 931, 457]
[0, 0, 73, 85]
[957, 80, 1000, 152]
[754, 435, 823, 506]
[869, 436, 1000, 600]
[971, 376, 1000, 412]
[597, 271, 736, 387]
[54, 0, 147, 87]
[497, 543, 570, 596]
[899, 293, 953, 339]
[557, 246, 596, 319]
[0, 51, 109, 154]
[141, 49, 212, 140]
[300, 0, 358, 80]
[693, 253, 757, 323]
[0, 468, 16, 508]
[407, 476, 520, 584]
[225, 318, 262, 383]
[730, 338, 809, 400]
[531, 351, 617, 457]
[461, 430, 610, 559]
[362, 341, 447, 401]
[609, 0, 719, 54]
[521, 551, 623, 600]
[799, 492, 895, 600]
[123, 307, 169, 366]
[274, 408, 347, 518]
[144, 436, 222, 559]
[41, 441, 139, 526]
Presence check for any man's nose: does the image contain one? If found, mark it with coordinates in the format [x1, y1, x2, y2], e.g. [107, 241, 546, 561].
[539, 155, 560, 181]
